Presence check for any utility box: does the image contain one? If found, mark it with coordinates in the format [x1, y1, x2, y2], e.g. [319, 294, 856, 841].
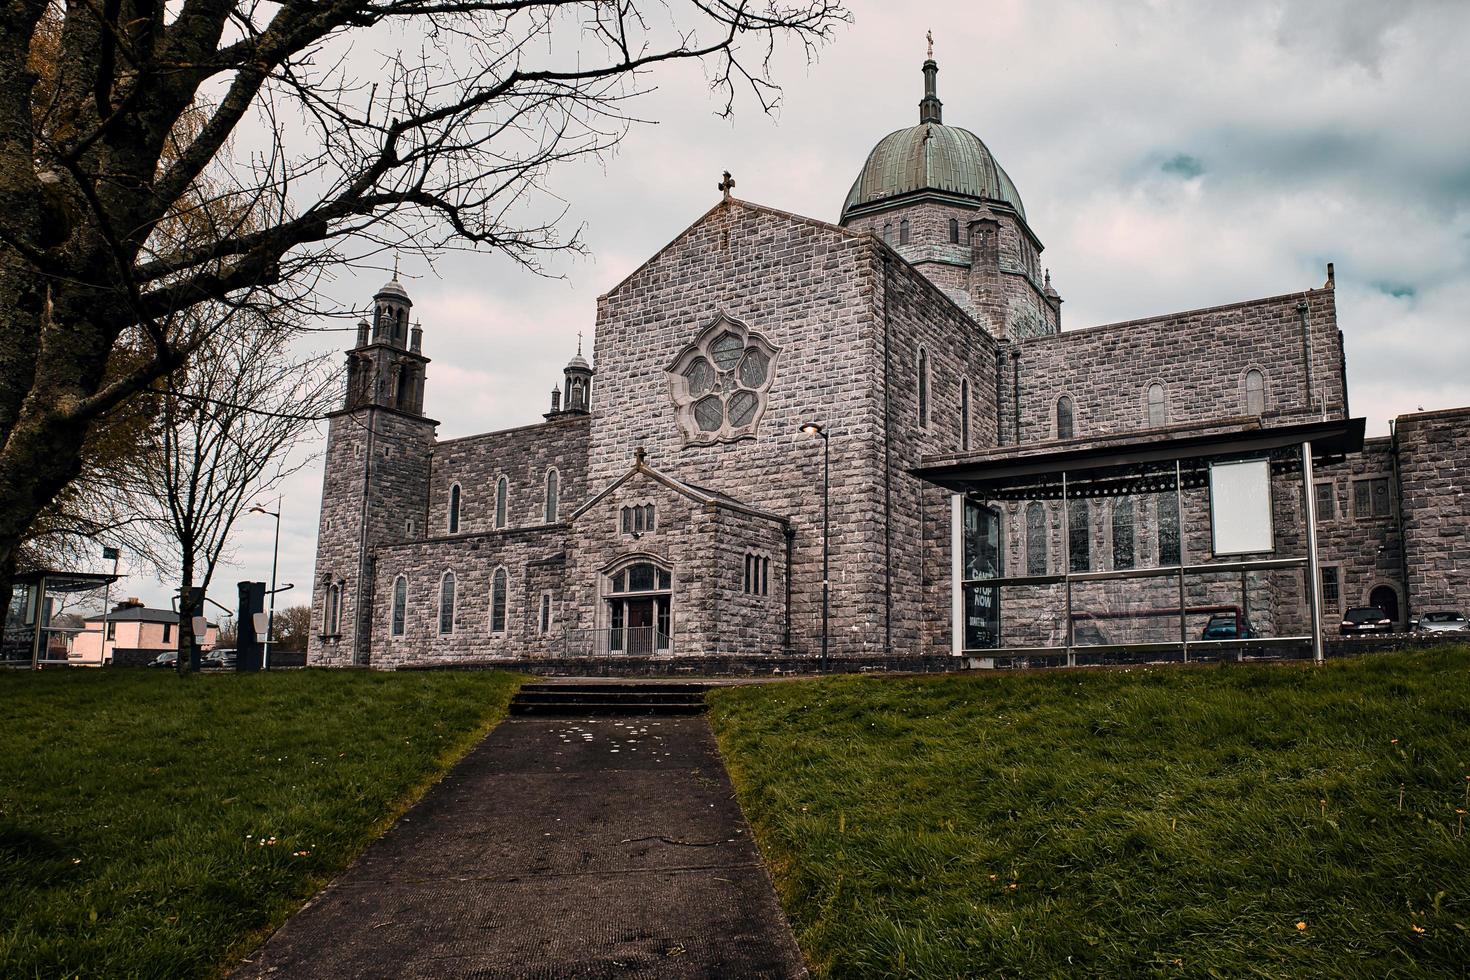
[236, 581, 266, 672]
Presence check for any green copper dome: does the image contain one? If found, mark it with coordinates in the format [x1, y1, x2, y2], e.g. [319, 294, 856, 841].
[840, 59, 1026, 223]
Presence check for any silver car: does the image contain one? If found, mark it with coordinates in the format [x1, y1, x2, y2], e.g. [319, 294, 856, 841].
[1412, 611, 1468, 633]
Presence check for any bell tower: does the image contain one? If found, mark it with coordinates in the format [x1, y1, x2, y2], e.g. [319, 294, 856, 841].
[562, 334, 594, 415]
[310, 273, 436, 667]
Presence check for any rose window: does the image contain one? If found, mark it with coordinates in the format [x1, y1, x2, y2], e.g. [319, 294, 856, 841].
[667, 315, 780, 445]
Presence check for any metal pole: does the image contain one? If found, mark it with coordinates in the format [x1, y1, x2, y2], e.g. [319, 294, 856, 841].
[1176, 461, 1188, 663]
[99, 555, 116, 666]
[264, 496, 281, 670]
[1062, 472, 1074, 667]
[821, 430, 830, 672]
[1301, 441, 1325, 664]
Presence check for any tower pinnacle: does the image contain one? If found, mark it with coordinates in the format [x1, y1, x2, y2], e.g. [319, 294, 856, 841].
[920, 48, 942, 125]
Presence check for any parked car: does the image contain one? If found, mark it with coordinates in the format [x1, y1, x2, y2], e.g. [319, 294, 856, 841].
[200, 648, 237, 669]
[1340, 606, 1394, 636]
[1201, 614, 1256, 641]
[1412, 611, 1469, 634]
[146, 651, 178, 668]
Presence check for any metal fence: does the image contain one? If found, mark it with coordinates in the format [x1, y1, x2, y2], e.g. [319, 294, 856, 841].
[562, 627, 673, 657]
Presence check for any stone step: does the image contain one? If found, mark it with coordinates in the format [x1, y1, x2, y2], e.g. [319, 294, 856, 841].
[518, 681, 713, 695]
[513, 690, 707, 705]
[508, 680, 712, 717]
[508, 699, 708, 717]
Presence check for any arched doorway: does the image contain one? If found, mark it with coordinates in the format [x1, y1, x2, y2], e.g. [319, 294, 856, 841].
[606, 560, 673, 655]
[1369, 585, 1400, 626]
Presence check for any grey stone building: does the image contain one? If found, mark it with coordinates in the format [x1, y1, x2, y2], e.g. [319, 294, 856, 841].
[308, 55, 1470, 668]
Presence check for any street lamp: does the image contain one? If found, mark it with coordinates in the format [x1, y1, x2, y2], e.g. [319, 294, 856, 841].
[800, 422, 830, 672]
[248, 497, 281, 669]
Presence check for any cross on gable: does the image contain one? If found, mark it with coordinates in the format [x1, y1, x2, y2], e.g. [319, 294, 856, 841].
[718, 171, 735, 200]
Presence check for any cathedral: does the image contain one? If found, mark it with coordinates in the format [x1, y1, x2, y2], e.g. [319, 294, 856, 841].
[308, 55, 1469, 669]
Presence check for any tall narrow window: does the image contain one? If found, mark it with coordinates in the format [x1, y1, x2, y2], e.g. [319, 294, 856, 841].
[899, 219, 911, 245]
[490, 568, 507, 634]
[1147, 383, 1167, 428]
[949, 218, 960, 244]
[1315, 482, 1335, 521]
[1320, 567, 1340, 613]
[883, 222, 892, 243]
[391, 575, 407, 636]
[1245, 369, 1265, 416]
[1057, 396, 1074, 440]
[1068, 500, 1090, 572]
[327, 583, 342, 634]
[917, 348, 929, 429]
[495, 476, 508, 529]
[439, 571, 455, 635]
[1158, 493, 1181, 566]
[538, 593, 551, 635]
[1112, 498, 1135, 570]
[960, 379, 971, 451]
[544, 469, 559, 524]
[1026, 502, 1047, 576]
[447, 483, 461, 533]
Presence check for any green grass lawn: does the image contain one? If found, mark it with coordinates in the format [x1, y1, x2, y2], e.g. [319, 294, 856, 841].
[710, 649, 1470, 978]
[0, 668, 522, 978]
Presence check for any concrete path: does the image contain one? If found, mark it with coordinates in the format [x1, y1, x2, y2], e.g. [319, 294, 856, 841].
[233, 717, 806, 979]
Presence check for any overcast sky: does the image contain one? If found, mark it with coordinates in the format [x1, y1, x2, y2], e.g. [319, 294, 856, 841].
[109, 0, 1470, 618]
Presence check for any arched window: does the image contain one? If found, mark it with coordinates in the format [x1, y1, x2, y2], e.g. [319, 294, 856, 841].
[326, 583, 342, 634]
[495, 476, 508, 529]
[391, 575, 407, 637]
[1147, 383, 1168, 428]
[899, 219, 911, 245]
[1068, 499, 1090, 572]
[882, 222, 892, 243]
[438, 571, 455, 635]
[448, 483, 461, 534]
[960, 379, 971, 451]
[544, 468, 559, 524]
[1158, 493, 1180, 566]
[917, 348, 929, 429]
[1057, 395, 1074, 440]
[490, 567, 508, 634]
[949, 218, 960, 244]
[1245, 369, 1266, 416]
[1026, 502, 1047, 575]
[1112, 499, 1135, 570]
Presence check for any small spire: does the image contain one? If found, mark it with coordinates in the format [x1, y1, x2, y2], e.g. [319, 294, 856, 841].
[393, 252, 400, 278]
[920, 47, 942, 125]
[577, 330, 583, 356]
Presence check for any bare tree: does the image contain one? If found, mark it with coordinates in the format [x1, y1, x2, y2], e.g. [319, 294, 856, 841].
[0, 0, 849, 616]
[129, 315, 336, 673]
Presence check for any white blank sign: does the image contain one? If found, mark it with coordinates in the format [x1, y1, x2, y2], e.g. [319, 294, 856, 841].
[1210, 459, 1274, 556]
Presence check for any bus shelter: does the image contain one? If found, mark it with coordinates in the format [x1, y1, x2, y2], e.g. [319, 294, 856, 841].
[914, 417, 1366, 667]
[1, 570, 120, 669]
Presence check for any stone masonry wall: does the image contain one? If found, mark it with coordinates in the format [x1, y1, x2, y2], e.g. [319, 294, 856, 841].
[427, 414, 590, 536]
[309, 407, 435, 667]
[1011, 285, 1345, 444]
[1396, 407, 1470, 616]
[1313, 438, 1405, 625]
[563, 469, 717, 656]
[369, 524, 570, 668]
[586, 201, 888, 658]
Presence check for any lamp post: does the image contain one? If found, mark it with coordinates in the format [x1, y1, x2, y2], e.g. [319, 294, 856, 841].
[249, 496, 281, 669]
[800, 422, 830, 672]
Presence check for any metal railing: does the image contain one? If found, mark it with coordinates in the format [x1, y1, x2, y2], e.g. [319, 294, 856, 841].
[562, 627, 673, 658]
